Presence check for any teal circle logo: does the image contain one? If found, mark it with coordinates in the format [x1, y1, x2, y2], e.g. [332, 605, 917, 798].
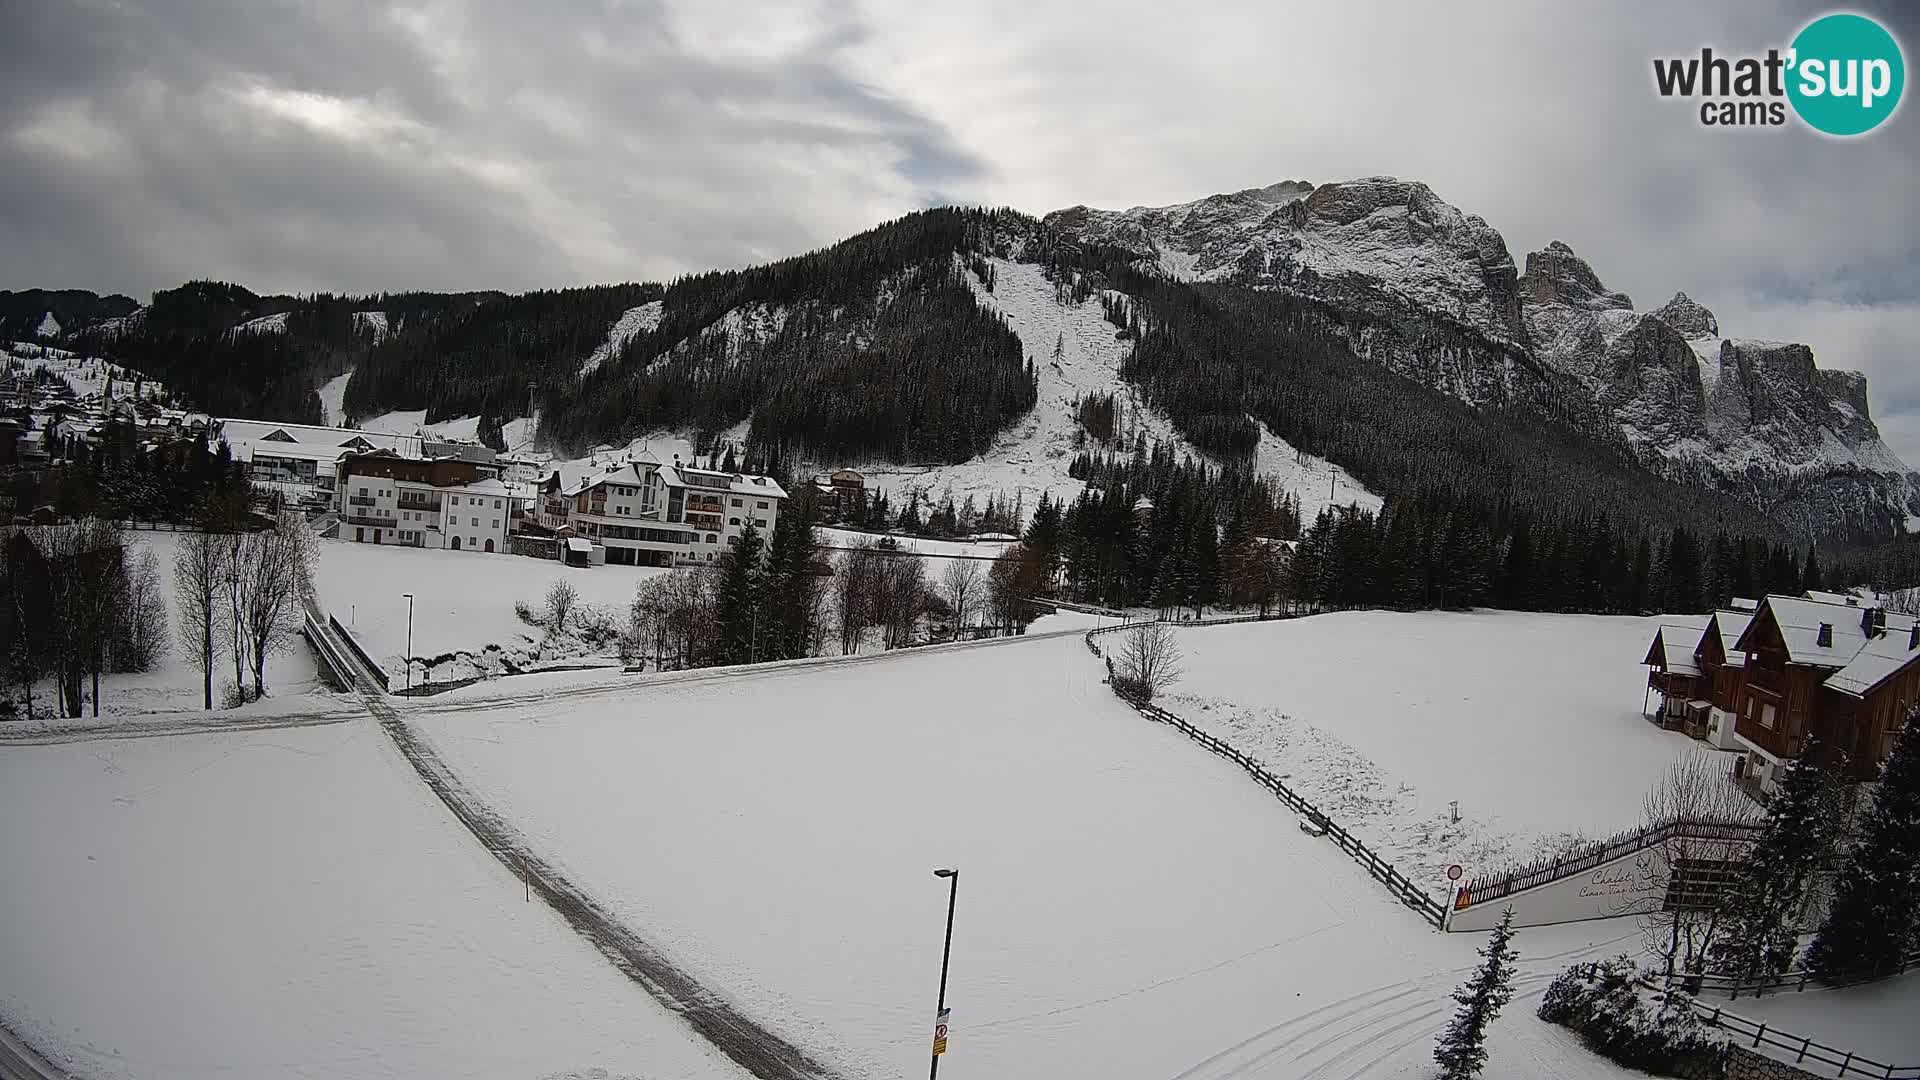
[1788, 13, 1905, 136]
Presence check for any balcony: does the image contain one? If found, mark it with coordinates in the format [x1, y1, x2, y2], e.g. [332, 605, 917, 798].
[348, 495, 379, 507]
[344, 514, 390, 528]
[397, 497, 442, 512]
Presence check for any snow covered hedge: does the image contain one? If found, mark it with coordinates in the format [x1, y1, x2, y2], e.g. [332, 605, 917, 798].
[1538, 957, 1729, 1078]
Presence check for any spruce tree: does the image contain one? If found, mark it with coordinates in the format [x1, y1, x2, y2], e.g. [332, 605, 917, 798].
[1434, 909, 1519, 1080]
[1806, 707, 1920, 981]
[712, 522, 766, 665]
[1706, 747, 1843, 982]
[1801, 543, 1824, 595]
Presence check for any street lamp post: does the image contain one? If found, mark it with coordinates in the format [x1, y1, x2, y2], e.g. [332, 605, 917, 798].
[402, 592, 415, 693]
[929, 867, 959, 1080]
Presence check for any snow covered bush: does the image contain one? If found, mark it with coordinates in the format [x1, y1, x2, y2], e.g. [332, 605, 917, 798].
[1537, 957, 1727, 1077]
[544, 579, 579, 632]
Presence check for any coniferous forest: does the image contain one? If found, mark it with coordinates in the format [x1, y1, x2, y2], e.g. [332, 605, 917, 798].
[27, 204, 1920, 601]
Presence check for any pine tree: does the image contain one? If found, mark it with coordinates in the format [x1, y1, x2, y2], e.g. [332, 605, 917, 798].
[1806, 707, 1920, 981]
[1706, 747, 1843, 982]
[1434, 909, 1519, 1080]
[1801, 543, 1824, 595]
[712, 522, 766, 665]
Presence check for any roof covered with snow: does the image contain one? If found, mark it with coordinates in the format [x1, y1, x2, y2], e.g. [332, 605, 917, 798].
[216, 418, 422, 462]
[1653, 624, 1703, 675]
[1741, 594, 1917, 669]
[1825, 625, 1920, 698]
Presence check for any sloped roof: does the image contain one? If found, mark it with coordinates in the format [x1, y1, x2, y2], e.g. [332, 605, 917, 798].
[217, 417, 422, 463]
[1739, 594, 1917, 669]
[1824, 626, 1920, 698]
[661, 465, 788, 500]
[1645, 623, 1705, 675]
[1706, 609, 1754, 669]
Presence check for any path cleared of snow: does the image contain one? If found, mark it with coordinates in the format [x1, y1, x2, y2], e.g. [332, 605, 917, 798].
[1161, 611, 1721, 896]
[0, 720, 746, 1080]
[410, 632, 1649, 1080]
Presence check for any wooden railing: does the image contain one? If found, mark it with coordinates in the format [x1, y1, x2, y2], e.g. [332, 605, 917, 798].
[1084, 617, 1446, 928]
[1452, 817, 1764, 912]
[1642, 980, 1920, 1079]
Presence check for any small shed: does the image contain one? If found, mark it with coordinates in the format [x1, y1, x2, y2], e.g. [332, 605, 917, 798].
[565, 536, 596, 568]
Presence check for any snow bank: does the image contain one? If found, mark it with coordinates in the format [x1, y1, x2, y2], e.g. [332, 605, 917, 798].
[0, 721, 744, 1080]
[1163, 611, 1721, 895]
[231, 311, 290, 335]
[410, 633, 1649, 1080]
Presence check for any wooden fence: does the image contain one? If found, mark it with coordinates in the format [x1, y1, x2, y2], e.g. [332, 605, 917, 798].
[1454, 817, 1765, 912]
[1656, 947, 1920, 1000]
[1643, 980, 1920, 1079]
[1085, 620, 1445, 927]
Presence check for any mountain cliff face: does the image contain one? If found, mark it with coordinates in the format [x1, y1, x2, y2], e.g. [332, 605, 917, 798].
[1046, 178, 1918, 539]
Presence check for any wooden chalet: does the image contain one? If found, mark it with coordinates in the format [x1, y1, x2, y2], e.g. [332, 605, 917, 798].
[1644, 593, 1920, 799]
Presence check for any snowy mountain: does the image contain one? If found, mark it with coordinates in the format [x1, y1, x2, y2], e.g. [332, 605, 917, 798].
[1047, 178, 1919, 537]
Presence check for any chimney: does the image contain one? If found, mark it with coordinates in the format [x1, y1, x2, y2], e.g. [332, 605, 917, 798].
[1910, 623, 1919, 651]
[1817, 623, 1833, 648]
[1862, 606, 1886, 638]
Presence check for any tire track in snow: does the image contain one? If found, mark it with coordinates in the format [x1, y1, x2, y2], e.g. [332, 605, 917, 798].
[305, 610, 846, 1080]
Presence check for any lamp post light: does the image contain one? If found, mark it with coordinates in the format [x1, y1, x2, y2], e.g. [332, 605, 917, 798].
[929, 867, 959, 1080]
[402, 592, 415, 693]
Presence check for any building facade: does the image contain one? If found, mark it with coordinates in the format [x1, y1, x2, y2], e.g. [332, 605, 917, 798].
[1648, 592, 1920, 799]
[337, 451, 513, 552]
[536, 454, 786, 566]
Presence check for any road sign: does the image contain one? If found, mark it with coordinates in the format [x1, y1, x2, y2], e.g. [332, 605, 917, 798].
[932, 1008, 950, 1056]
[1446, 864, 1464, 882]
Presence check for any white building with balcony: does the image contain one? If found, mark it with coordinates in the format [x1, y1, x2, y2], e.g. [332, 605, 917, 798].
[338, 450, 515, 552]
[536, 453, 786, 566]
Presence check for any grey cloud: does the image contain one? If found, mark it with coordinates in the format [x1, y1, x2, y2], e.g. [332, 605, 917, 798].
[1, 1, 1915, 464]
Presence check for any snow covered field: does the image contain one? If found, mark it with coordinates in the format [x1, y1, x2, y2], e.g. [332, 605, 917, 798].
[1159, 611, 1720, 895]
[0, 720, 744, 1080]
[409, 632, 1644, 1080]
[311, 538, 668, 680]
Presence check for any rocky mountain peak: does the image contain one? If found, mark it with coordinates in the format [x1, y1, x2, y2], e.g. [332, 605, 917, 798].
[1519, 241, 1632, 312]
[1650, 291, 1719, 339]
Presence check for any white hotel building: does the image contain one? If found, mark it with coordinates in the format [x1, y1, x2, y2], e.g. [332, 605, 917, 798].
[537, 453, 786, 566]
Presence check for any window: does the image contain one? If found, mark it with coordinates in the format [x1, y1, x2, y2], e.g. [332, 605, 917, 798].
[705, 534, 716, 544]
[450, 496, 459, 505]
[471, 516, 480, 527]
[490, 519, 499, 528]
[494, 499, 502, 509]
[730, 517, 740, 526]
[357, 487, 367, 496]
[755, 519, 767, 529]
[757, 501, 767, 509]
[731, 498, 742, 507]
[1760, 703, 1777, 730]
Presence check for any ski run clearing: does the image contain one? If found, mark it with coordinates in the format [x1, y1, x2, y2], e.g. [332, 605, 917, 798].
[831, 257, 1377, 524]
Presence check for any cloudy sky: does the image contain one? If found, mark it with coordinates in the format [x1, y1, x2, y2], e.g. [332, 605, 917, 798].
[3, 1, 1917, 460]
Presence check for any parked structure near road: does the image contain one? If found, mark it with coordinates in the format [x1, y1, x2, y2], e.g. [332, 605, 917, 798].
[1644, 590, 1920, 797]
[530, 452, 786, 567]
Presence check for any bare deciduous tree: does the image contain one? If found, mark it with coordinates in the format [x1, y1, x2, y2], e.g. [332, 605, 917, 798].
[1639, 754, 1760, 984]
[1116, 621, 1183, 701]
[238, 513, 316, 699]
[174, 530, 227, 711]
[545, 577, 580, 632]
[834, 544, 882, 655]
[115, 546, 169, 673]
[942, 559, 983, 635]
